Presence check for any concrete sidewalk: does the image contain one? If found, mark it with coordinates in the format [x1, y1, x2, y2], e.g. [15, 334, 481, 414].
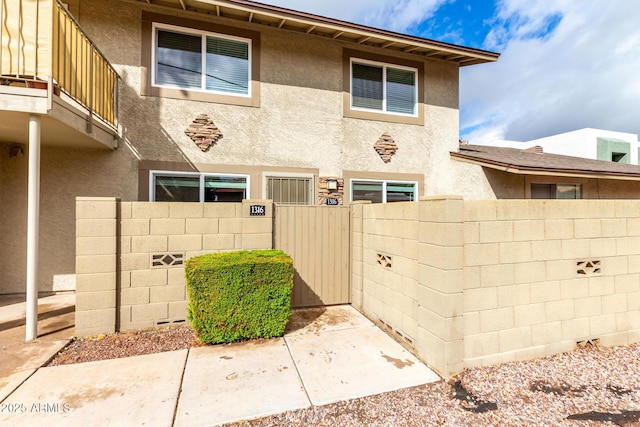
[0, 304, 440, 426]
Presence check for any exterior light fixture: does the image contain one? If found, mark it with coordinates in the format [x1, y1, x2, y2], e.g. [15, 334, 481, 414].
[326, 179, 338, 190]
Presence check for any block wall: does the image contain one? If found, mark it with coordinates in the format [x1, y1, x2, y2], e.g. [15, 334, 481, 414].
[75, 199, 273, 336]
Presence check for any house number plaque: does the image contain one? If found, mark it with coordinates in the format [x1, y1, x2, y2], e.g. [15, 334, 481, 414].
[250, 205, 266, 216]
[326, 198, 339, 205]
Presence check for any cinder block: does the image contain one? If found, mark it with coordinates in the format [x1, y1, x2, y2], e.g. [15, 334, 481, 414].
[463, 331, 499, 359]
[131, 269, 168, 287]
[168, 235, 202, 251]
[588, 276, 614, 296]
[561, 239, 590, 260]
[417, 286, 462, 318]
[150, 285, 187, 303]
[463, 266, 481, 289]
[480, 263, 515, 288]
[167, 267, 186, 286]
[545, 219, 574, 240]
[76, 255, 116, 274]
[627, 218, 640, 236]
[629, 255, 640, 273]
[219, 218, 242, 234]
[559, 278, 589, 300]
[602, 293, 628, 314]
[497, 200, 544, 220]
[513, 345, 547, 362]
[574, 296, 602, 318]
[120, 237, 131, 254]
[120, 219, 150, 236]
[243, 217, 273, 234]
[76, 272, 116, 292]
[530, 280, 561, 303]
[76, 219, 116, 237]
[169, 301, 188, 319]
[76, 198, 117, 220]
[497, 283, 530, 307]
[514, 303, 546, 327]
[120, 253, 150, 271]
[499, 241, 532, 263]
[617, 310, 640, 331]
[241, 233, 273, 250]
[170, 203, 203, 218]
[479, 221, 513, 243]
[545, 300, 574, 322]
[131, 235, 168, 253]
[186, 218, 219, 234]
[463, 201, 497, 222]
[131, 303, 169, 323]
[420, 222, 463, 246]
[589, 314, 617, 336]
[615, 274, 640, 293]
[464, 222, 480, 244]
[464, 243, 500, 266]
[479, 307, 514, 332]
[498, 326, 532, 353]
[545, 260, 577, 281]
[202, 234, 235, 250]
[600, 256, 628, 276]
[574, 219, 602, 239]
[76, 291, 116, 311]
[601, 218, 628, 237]
[614, 200, 640, 218]
[121, 287, 150, 305]
[75, 308, 115, 334]
[419, 244, 463, 270]
[531, 321, 562, 346]
[599, 332, 630, 347]
[204, 203, 239, 218]
[119, 202, 132, 219]
[514, 262, 546, 284]
[561, 317, 590, 340]
[76, 236, 116, 255]
[150, 218, 185, 235]
[463, 287, 497, 312]
[419, 197, 463, 223]
[120, 271, 131, 288]
[513, 220, 545, 241]
[132, 202, 170, 219]
[616, 236, 640, 256]
[463, 311, 480, 335]
[417, 307, 462, 341]
[531, 240, 562, 261]
[589, 238, 617, 258]
[419, 265, 462, 294]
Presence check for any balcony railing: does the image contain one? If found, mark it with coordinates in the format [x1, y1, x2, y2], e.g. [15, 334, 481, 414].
[0, 0, 118, 129]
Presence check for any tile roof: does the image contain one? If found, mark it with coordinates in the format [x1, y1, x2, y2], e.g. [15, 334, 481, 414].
[451, 144, 640, 180]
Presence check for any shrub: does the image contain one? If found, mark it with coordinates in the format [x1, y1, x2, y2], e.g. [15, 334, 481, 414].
[185, 249, 293, 344]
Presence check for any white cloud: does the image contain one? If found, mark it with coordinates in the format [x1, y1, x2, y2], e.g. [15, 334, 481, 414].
[461, 0, 640, 143]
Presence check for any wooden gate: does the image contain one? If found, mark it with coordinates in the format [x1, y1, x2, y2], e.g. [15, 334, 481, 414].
[274, 205, 351, 307]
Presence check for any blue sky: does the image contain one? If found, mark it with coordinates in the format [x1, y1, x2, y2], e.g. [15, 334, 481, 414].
[258, 0, 640, 144]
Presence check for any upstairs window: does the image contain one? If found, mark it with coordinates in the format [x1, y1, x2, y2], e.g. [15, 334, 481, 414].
[154, 24, 251, 96]
[351, 59, 417, 116]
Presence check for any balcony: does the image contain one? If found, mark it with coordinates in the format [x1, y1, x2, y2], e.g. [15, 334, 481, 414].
[0, 0, 119, 149]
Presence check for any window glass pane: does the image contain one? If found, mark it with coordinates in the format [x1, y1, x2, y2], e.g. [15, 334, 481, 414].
[387, 182, 416, 202]
[155, 176, 200, 202]
[204, 176, 247, 202]
[531, 183, 554, 199]
[557, 184, 580, 199]
[387, 67, 416, 115]
[206, 36, 249, 94]
[156, 30, 202, 88]
[352, 181, 383, 203]
[352, 63, 383, 111]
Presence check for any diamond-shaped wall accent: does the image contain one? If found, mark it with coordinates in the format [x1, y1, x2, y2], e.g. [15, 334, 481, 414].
[152, 253, 185, 268]
[577, 260, 601, 276]
[374, 132, 398, 163]
[185, 114, 223, 152]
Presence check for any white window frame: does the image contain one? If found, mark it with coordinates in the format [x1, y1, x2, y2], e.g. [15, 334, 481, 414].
[151, 22, 252, 98]
[262, 172, 315, 205]
[150, 170, 250, 202]
[350, 58, 418, 118]
[349, 178, 418, 203]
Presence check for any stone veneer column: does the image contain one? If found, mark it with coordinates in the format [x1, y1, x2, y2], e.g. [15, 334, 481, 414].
[416, 195, 465, 377]
[75, 197, 119, 337]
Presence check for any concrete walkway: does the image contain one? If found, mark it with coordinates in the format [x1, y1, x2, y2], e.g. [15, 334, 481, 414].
[0, 300, 440, 426]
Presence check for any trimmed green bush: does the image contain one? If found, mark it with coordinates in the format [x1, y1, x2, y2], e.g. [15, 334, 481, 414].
[185, 249, 293, 344]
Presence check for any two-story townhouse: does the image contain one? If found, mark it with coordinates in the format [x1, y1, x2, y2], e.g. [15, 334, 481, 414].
[0, 0, 499, 316]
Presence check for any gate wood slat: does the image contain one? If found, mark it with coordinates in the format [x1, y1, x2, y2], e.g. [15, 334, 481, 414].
[274, 205, 351, 307]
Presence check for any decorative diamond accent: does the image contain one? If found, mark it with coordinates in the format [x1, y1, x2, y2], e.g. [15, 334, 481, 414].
[152, 253, 185, 268]
[185, 114, 223, 152]
[577, 260, 601, 276]
[377, 253, 392, 268]
[374, 132, 398, 163]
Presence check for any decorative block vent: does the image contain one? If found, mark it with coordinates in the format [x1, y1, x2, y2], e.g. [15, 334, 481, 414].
[576, 338, 600, 348]
[156, 319, 186, 326]
[185, 114, 223, 152]
[377, 253, 392, 268]
[374, 132, 398, 163]
[378, 318, 414, 347]
[577, 260, 601, 276]
[152, 253, 185, 268]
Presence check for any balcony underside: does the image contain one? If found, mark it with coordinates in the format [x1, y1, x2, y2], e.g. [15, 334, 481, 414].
[0, 86, 118, 149]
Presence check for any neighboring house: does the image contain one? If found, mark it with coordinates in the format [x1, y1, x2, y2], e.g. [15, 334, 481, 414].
[0, 0, 498, 296]
[451, 143, 640, 199]
[474, 128, 640, 165]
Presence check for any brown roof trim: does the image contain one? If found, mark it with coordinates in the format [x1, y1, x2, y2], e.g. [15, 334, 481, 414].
[131, 0, 500, 66]
[451, 144, 640, 181]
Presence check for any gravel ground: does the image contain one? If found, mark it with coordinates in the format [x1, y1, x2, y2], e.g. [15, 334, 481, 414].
[48, 328, 640, 426]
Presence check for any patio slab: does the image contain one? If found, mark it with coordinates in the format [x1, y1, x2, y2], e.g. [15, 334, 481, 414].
[175, 338, 310, 427]
[285, 304, 375, 336]
[286, 322, 440, 406]
[0, 350, 187, 427]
